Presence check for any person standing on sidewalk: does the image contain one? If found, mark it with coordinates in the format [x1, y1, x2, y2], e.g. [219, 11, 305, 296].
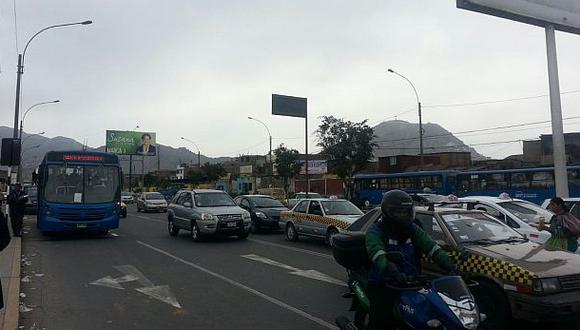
[7, 184, 28, 237]
[0, 197, 12, 310]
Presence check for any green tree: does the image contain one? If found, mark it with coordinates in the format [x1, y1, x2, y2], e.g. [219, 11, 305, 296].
[200, 162, 227, 182]
[274, 144, 302, 199]
[316, 116, 375, 198]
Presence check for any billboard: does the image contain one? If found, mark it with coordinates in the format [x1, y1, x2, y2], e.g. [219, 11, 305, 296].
[299, 160, 327, 175]
[106, 130, 157, 156]
[457, 0, 580, 35]
[272, 94, 307, 118]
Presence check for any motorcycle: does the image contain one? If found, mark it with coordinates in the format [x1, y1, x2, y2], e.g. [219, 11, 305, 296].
[332, 232, 484, 330]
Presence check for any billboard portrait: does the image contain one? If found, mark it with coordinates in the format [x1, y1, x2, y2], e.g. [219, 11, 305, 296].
[106, 130, 157, 156]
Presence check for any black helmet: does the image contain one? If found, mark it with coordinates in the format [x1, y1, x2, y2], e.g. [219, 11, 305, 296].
[381, 190, 415, 225]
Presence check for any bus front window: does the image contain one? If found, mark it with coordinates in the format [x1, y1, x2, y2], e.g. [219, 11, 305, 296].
[45, 165, 119, 204]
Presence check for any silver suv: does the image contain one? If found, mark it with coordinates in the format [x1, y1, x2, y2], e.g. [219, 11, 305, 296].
[167, 189, 251, 241]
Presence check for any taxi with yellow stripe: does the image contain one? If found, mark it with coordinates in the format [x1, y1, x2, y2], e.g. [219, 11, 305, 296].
[348, 206, 580, 329]
[280, 198, 363, 245]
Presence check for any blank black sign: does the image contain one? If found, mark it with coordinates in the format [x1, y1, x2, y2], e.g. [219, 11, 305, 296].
[272, 94, 307, 118]
[1, 138, 21, 166]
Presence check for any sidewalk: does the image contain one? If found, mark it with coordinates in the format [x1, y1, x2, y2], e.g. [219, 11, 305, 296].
[0, 213, 21, 330]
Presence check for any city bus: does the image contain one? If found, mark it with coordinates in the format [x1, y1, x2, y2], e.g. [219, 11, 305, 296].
[352, 170, 458, 207]
[36, 151, 123, 234]
[456, 165, 580, 205]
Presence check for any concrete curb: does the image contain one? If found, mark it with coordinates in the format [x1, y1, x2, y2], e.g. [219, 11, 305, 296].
[2, 236, 21, 330]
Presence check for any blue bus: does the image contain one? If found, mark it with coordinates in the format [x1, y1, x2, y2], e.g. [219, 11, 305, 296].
[36, 151, 123, 234]
[456, 165, 580, 205]
[352, 170, 458, 206]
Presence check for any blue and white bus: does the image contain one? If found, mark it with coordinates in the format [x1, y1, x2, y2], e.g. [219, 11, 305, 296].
[456, 165, 580, 205]
[352, 170, 458, 206]
[36, 151, 123, 234]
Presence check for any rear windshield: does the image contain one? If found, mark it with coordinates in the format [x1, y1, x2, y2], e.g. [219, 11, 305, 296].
[145, 193, 165, 200]
[249, 197, 284, 208]
[321, 201, 363, 216]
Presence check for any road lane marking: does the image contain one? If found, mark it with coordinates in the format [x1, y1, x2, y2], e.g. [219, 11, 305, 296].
[241, 254, 346, 287]
[248, 238, 333, 260]
[136, 240, 336, 330]
[90, 265, 181, 308]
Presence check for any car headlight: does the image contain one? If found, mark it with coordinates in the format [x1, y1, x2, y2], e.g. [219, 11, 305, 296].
[533, 278, 561, 293]
[201, 213, 217, 221]
[242, 211, 251, 220]
[255, 211, 268, 219]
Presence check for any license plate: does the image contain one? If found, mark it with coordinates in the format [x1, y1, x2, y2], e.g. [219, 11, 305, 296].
[227, 222, 237, 228]
[76, 223, 87, 228]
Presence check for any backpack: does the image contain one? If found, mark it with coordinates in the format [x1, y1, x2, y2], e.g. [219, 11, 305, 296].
[561, 213, 580, 238]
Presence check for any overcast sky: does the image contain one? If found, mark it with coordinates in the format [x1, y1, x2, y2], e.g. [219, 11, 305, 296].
[1, 0, 579, 159]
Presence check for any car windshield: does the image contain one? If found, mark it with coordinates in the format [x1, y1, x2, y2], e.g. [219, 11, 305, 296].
[441, 212, 523, 245]
[195, 193, 236, 207]
[321, 201, 363, 216]
[250, 197, 284, 208]
[145, 193, 165, 200]
[43, 164, 120, 204]
[499, 201, 553, 224]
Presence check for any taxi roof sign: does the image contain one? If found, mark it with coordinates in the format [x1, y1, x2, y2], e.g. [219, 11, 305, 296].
[272, 94, 307, 118]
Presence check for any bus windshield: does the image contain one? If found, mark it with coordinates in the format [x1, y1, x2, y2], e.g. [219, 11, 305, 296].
[44, 164, 120, 204]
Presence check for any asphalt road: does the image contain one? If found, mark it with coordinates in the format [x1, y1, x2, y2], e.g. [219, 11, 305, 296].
[18, 206, 580, 329]
[19, 205, 349, 330]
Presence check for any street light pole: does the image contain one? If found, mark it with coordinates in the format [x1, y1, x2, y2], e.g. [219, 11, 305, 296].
[12, 20, 92, 139]
[248, 117, 273, 184]
[181, 137, 201, 168]
[387, 68, 424, 169]
[20, 100, 60, 140]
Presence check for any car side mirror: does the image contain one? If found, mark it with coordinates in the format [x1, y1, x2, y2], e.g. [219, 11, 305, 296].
[183, 202, 192, 208]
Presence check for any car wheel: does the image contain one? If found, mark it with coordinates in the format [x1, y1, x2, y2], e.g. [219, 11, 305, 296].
[325, 227, 339, 246]
[190, 221, 202, 242]
[137, 206, 141, 212]
[250, 220, 260, 234]
[286, 223, 298, 242]
[168, 217, 179, 237]
[238, 230, 249, 240]
[471, 280, 510, 330]
[122, 211, 127, 218]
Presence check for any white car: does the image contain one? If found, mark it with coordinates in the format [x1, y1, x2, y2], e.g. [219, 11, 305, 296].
[457, 196, 553, 244]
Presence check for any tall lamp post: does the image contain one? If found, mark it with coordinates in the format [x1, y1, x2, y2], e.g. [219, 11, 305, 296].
[12, 20, 92, 139]
[248, 116, 273, 184]
[387, 68, 424, 169]
[20, 100, 59, 139]
[181, 137, 201, 168]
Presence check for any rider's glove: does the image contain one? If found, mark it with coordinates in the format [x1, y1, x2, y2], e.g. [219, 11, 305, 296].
[385, 262, 408, 284]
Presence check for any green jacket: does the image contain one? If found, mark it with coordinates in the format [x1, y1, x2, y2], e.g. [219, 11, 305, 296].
[366, 222, 453, 283]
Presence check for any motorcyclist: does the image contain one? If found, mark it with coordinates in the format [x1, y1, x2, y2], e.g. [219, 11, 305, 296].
[366, 190, 456, 329]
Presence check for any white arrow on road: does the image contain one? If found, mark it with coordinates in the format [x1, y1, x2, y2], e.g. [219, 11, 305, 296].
[241, 254, 346, 287]
[90, 265, 181, 308]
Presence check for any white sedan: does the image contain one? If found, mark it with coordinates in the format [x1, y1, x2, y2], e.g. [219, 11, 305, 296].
[457, 196, 552, 244]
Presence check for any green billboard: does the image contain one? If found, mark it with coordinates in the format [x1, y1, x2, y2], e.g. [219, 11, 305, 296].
[105, 130, 157, 156]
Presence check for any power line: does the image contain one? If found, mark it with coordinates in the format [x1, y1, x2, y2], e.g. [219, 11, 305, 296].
[423, 89, 580, 109]
[373, 114, 580, 144]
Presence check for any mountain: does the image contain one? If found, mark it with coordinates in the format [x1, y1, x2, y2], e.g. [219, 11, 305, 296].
[372, 120, 487, 160]
[0, 126, 232, 181]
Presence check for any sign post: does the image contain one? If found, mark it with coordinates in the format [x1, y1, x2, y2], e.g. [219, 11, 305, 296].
[457, 0, 580, 197]
[272, 94, 309, 193]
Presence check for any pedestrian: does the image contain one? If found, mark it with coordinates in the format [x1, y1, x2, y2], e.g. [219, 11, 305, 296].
[0, 201, 12, 310]
[540, 197, 580, 253]
[7, 184, 28, 237]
